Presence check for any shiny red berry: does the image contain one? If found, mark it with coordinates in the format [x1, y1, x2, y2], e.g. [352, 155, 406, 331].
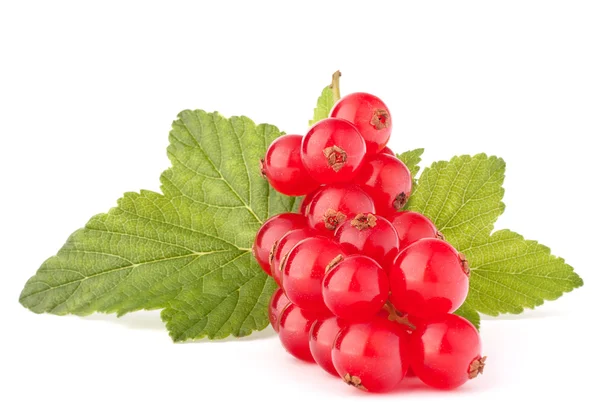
[252, 213, 306, 276]
[268, 288, 290, 333]
[332, 316, 410, 392]
[282, 236, 345, 313]
[330, 92, 392, 154]
[306, 184, 375, 234]
[387, 211, 440, 249]
[355, 153, 412, 215]
[278, 303, 327, 362]
[334, 213, 399, 270]
[309, 317, 346, 376]
[297, 186, 322, 215]
[323, 255, 389, 321]
[261, 134, 320, 196]
[380, 146, 395, 156]
[301, 118, 367, 184]
[389, 238, 470, 318]
[410, 314, 485, 389]
[270, 228, 315, 287]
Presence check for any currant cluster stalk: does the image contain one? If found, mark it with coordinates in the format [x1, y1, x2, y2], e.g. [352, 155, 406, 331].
[255, 90, 485, 393]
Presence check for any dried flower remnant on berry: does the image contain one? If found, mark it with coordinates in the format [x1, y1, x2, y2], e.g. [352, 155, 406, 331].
[458, 252, 471, 276]
[325, 254, 344, 274]
[370, 109, 391, 130]
[468, 357, 487, 379]
[323, 209, 347, 231]
[351, 213, 377, 230]
[343, 373, 367, 391]
[393, 192, 408, 210]
[323, 145, 348, 172]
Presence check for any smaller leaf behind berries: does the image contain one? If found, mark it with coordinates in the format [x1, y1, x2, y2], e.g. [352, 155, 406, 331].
[397, 148, 425, 185]
[454, 303, 481, 330]
[309, 85, 334, 126]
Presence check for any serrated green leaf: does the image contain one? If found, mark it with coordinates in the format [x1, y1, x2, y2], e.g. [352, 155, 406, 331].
[19, 110, 294, 341]
[309, 85, 334, 126]
[454, 303, 481, 330]
[397, 148, 424, 179]
[463, 230, 582, 316]
[407, 154, 582, 317]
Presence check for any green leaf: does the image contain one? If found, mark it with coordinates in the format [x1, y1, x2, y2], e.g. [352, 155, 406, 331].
[463, 230, 583, 316]
[454, 303, 481, 330]
[309, 85, 334, 126]
[397, 148, 425, 179]
[19, 110, 294, 341]
[407, 154, 582, 318]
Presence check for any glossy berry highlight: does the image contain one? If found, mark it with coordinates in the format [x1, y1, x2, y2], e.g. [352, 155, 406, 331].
[270, 227, 315, 287]
[261, 134, 319, 196]
[278, 303, 327, 362]
[410, 314, 485, 389]
[387, 211, 440, 249]
[309, 317, 346, 376]
[268, 288, 290, 332]
[389, 238, 470, 318]
[330, 92, 392, 154]
[323, 255, 389, 321]
[301, 118, 367, 184]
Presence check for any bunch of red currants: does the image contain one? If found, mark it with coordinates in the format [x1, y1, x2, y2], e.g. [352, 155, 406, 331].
[254, 92, 485, 393]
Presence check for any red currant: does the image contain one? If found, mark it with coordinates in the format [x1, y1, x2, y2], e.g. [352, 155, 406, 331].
[334, 213, 399, 270]
[252, 213, 306, 276]
[389, 238, 470, 318]
[330, 92, 392, 154]
[387, 211, 440, 249]
[332, 316, 410, 392]
[309, 317, 346, 376]
[355, 153, 412, 215]
[297, 186, 322, 215]
[268, 288, 290, 333]
[410, 314, 485, 389]
[270, 228, 315, 287]
[301, 118, 367, 184]
[306, 184, 375, 234]
[282, 236, 345, 313]
[380, 146, 395, 156]
[278, 303, 328, 362]
[323, 255, 389, 321]
[261, 134, 320, 196]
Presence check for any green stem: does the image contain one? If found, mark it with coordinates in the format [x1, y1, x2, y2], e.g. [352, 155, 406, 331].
[331, 70, 342, 102]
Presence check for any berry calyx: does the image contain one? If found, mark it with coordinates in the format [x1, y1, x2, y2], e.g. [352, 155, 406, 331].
[278, 303, 329, 362]
[282, 236, 345, 312]
[335, 213, 399, 270]
[355, 153, 412, 215]
[323, 255, 389, 321]
[332, 316, 410, 392]
[306, 184, 376, 234]
[388, 238, 470, 318]
[410, 314, 484, 389]
[261, 134, 320, 196]
[386, 210, 440, 249]
[330, 92, 392, 154]
[309, 317, 346, 376]
[270, 228, 315, 287]
[301, 118, 367, 184]
[252, 213, 306, 276]
[268, 288, 290, 332]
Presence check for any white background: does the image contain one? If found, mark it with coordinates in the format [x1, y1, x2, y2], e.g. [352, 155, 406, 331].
[1, 1, 599, 413]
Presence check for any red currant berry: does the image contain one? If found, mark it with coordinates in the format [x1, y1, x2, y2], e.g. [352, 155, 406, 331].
[410, 314, 485, 389]
[355, 153, 412, 215]
[282, 236, 345, 313]
[252, 213, 306, 276]
[269, 288, 290, 333]
[334, 213, 399, 270]
[297, 186, 322, 215]
[389, 238, 470, 318]
[380, 146, 395, 156]
[306, 184, 375, 234]
[301, 118, 367, 184]
[323, 255, 389, 321]
[270, 228, 315, 287]
[330, 92, 392, 154]
[261, 134, 320, 196]
[278, 303, 328, 362]
[309, 317, 346, 376]
[387, 211, 441, 249]
[332, 316, 410, 392]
